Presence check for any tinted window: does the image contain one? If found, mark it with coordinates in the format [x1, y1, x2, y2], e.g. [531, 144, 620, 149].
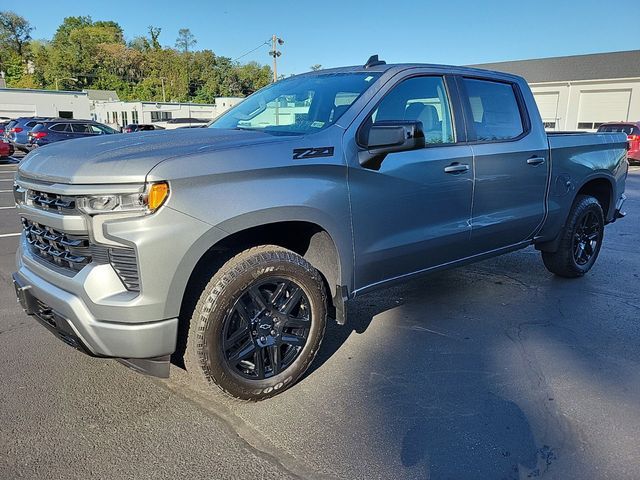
[71, 123, 89, 133]
[597, 124, 638, 135]
[25, 121, 37, 128]
[463, 78, 524, 141]
[370, 76, 455, 144]
[49, 123, 69, 132]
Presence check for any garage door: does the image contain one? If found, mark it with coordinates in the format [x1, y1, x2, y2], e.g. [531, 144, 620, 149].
[0, 107, 36, 118]
[534, 92, 560, 130]
[577, 89, 631, 130]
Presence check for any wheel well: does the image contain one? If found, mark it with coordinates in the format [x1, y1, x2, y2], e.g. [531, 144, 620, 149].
[577, 178, 612, 218]
[173, 222, 342, 367]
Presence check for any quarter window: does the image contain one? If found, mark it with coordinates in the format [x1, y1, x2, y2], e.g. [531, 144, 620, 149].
[463, 78, 524, 141]
[49, 123, 68, 132]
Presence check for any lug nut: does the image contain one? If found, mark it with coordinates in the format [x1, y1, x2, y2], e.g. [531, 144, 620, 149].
[270, 330, 277, 336]
[260, 336, 266, 342]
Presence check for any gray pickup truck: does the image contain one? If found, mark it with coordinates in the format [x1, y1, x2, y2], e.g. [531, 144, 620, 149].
[13, 56, 628, 400]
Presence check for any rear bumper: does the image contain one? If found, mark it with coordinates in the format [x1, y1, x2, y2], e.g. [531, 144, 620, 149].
[12, 267, 178, 361]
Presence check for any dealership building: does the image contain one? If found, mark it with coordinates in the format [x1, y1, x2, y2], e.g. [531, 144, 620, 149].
[472, 50, 640, 131]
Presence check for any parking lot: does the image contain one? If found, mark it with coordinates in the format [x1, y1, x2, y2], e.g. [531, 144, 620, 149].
[0, 160, 639, 479]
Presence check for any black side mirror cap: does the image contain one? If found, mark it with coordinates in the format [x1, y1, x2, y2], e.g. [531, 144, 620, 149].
[359, 121, 425, 170]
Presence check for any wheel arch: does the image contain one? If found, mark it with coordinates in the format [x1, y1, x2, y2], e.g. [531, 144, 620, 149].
[172, 215, 350, 366]
[575, 175, 614, 221]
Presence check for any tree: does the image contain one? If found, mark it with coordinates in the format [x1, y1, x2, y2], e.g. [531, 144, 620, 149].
[148, 26, 161, 49]
[175, 28, 196, 53]
[310, 64, 322, 71]
[0, 11, 33, 58]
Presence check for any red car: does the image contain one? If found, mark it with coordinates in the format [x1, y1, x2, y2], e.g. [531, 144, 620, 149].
[598, 122, 640, 164]
[0, 140, 15, 159]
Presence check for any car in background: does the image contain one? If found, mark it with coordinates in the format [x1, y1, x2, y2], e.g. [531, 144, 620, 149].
[161, 117, 210, 130]
[123, 124, 165, 133]
[4, 117, 54, 152]
[27, 120, 119, 149]
[598, 122, 640, 164]
[0, 140, 14, 159]
[0, 120, 10, 137]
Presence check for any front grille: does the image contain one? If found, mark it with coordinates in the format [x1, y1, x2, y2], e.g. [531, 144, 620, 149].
[22, 218, 93, 273]
[27, 189, 76, 214]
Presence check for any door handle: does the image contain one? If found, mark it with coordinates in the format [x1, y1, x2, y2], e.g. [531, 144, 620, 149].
[527, 157, 546, 166]
[444, 163, 470, 174]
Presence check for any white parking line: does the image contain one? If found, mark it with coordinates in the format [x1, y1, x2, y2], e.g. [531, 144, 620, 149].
[0, 190, 14, 193]
[0, 179, 15, 182]
[0, 206, 15, 209]
[0, 232, 21, 238]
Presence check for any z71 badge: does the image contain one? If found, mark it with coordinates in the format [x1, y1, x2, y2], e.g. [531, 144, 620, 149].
[292, 147, 335, 160]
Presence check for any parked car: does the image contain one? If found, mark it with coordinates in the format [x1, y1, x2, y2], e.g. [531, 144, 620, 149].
[597, 122, 640, 164]
[13, 58, 628, 401]
[4, 117, 53, 152]
[123, 124, 165, 133]
[162, 117, 210, 130]
[0, 140, 14, 159]
[0, 120, 10, 137]
[27, 120, 119, 148]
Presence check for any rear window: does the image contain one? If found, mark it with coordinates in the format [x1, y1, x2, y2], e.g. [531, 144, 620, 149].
[463, 78, 525, 141]
[30, 123, 46, 132]
[597, 124, 639, 135]
[49, 123, 69, 132]
[25, 121, 37, 128]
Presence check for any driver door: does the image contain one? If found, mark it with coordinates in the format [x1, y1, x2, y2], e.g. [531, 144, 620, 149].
[348, 75, 475, 292]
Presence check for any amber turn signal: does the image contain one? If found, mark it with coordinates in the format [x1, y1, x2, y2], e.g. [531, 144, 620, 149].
[147, 182, 169, 211]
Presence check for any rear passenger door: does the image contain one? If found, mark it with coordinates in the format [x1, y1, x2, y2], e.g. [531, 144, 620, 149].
[458, 76, 549, 253]
[70, 123, 91, 138]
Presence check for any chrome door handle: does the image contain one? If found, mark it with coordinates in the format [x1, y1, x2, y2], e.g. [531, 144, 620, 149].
[527, 157, 546, 166]
[444, 163, 470, 174]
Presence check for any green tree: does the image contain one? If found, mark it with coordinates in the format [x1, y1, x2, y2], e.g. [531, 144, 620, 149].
[310, 64, 322, 71]
[175, 28, 196, 53]
[148, 26, 161, 49]
[0, 10, 33, 58]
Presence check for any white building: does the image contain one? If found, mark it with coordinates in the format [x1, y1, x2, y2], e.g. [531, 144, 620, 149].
[0, 88, 91, 119]
[472, 50, 640, 131]
[91, 97, 243, 130]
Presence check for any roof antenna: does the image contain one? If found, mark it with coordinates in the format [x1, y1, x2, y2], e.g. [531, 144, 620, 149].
[364, 55, 386, 69]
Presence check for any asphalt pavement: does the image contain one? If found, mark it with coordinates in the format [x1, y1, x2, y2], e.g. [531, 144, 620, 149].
[1, 160, 639, 479]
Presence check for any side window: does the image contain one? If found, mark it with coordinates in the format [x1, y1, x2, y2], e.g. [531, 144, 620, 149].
[49, 123, 68, 132]
[71, 123, 89, 133]
[89, 125, 104, 134]
[462, 78, 524, 141]
[370, 76, 455, 144]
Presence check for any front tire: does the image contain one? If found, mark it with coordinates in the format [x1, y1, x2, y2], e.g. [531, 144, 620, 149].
[542, 195, 605, 278]
[185, 245, 327, 401]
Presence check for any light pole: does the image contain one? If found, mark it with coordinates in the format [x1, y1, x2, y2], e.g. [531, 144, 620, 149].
[55, 77, 78, 90]
[269, 35, 284, 83]
[160, 77, 167, 102]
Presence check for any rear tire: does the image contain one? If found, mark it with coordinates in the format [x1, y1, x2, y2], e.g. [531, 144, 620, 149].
[185, 245, 327, 401]
[541, 195, 604, 278]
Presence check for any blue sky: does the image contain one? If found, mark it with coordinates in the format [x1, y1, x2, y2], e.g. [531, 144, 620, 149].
[8, 0, 638, 75]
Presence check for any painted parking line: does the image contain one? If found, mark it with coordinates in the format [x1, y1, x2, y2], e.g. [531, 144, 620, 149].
[0, 206, 15, 209]
[0, 232, 21, 238]
[0, 190, 14, 193]
[0, 179, 15, 182]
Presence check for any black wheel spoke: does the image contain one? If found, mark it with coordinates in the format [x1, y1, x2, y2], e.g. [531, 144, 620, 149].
[280, 286, 303, 314]
[268, 345, 281, 375]
[284, 315, 310, 328]
[248, 287, 268, 311]
[235, 300, 252, 324]
[270, 281, 289, 306]
[228, 339, 256, 363]
[281, 333, 306, 347]
[224, 324, 250, 350]
[254, 350, 265, 379]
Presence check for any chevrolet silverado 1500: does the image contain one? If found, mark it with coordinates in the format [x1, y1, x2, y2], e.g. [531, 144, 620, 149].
[13, 56, 628, 400]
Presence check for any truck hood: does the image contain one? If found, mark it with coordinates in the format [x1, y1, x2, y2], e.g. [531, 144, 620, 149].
[18, 128, 285, 184]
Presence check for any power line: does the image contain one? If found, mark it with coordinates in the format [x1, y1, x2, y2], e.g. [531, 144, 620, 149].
[233, 40, 271, 62]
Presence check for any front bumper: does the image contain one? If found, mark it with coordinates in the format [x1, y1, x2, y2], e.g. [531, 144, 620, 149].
[12, 267, 178, 360]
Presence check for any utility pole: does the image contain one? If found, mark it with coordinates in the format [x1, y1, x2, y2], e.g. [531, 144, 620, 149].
[269, 35, 284, 83]
[160, 77, 166, 102]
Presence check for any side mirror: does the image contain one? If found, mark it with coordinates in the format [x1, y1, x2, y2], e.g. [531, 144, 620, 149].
[359, 121, 425, 169]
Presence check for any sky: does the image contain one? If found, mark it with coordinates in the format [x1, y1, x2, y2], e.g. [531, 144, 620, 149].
[7, 0, 639, 76]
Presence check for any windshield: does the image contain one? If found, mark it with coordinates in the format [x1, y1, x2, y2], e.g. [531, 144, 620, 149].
[210, 72, 381, 135]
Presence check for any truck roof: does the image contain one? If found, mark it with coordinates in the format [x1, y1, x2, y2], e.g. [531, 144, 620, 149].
[299, 58, 525, 83]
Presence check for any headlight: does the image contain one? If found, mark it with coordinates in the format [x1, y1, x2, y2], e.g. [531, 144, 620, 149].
[77, 181, 169, 215]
